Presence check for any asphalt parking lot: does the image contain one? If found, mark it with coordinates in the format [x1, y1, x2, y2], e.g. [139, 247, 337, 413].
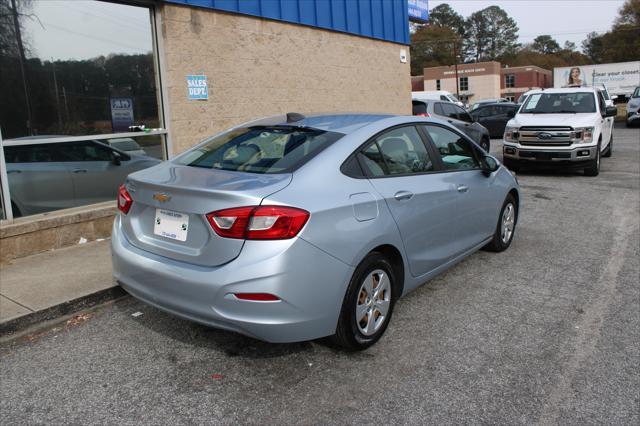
[1, 125, 639, 425]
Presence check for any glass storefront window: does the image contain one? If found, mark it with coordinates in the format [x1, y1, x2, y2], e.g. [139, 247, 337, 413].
[0, 0, 167, 219]
[0, 0, 161, 139]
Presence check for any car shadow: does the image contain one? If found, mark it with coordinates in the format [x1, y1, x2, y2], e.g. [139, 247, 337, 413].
[114, 297, 319, 359]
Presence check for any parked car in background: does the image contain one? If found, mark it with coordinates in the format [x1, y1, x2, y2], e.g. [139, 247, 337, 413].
[469, 103, 518, 138]
[106, 138, 147, 156]
[502, 87, 617, 176]
[4, 136, 161, 217]
[626, 86, 640, 127]
[412, 90, 464, 108]
[627, 112, 640, 128]
[470, 98, 510, 111]
[112, 113, 520, 350]
[412, 99, 491, 151]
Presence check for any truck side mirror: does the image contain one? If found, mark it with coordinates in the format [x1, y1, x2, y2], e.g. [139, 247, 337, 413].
[605, 106, 618, 118]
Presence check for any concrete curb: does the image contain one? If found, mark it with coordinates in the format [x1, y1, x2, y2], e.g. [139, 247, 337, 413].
[0, 286, 128, 337]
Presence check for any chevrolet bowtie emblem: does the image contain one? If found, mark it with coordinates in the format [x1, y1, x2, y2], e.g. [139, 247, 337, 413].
[153, 193, 171, 202]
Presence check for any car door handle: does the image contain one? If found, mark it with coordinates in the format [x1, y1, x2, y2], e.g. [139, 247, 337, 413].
[447, 119, 454, 123]
[72, 169, 88, 173]
[394, 191, 414, 201]
[7, 170, 21, 174]
[457, 185, 469, 193]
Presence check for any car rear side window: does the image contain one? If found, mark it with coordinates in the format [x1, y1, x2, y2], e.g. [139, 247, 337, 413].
[434, 103, 445, 116]
[4, 143, 65, 163]
[359, 126, 434, 177]
[422, 125, 479, 171]
[412, 101, 427, 116]
[176, 126, 344, 174]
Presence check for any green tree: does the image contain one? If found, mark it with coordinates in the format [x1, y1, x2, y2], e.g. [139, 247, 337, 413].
[532, 35, 561, 54]
[410, 25, 462, 75]
[464, 6, 519, 62]
[428, 4, 465, 35]
[563, 41, 577, 52]
[581, 0, 640, 63]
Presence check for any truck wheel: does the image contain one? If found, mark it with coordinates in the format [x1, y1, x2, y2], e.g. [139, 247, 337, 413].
[603, 135, 613, 158]
[584, 143, 600, 177]
[480, 137, 490, 152]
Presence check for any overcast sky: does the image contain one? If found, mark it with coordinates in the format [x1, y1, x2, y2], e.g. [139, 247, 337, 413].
[24, 0, 152, 61]
[429, 0, 626, 48]
[24, 0, 626, 61]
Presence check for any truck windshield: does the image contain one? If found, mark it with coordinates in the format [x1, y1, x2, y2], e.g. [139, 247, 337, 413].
[175, 126, 344, 174]
[521, 92, 596, 114]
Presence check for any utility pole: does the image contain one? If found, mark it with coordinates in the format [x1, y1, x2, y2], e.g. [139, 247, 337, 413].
[52, 60, 63, 131]
[453, 41, 460, 99]
[10, 0, 33, 135]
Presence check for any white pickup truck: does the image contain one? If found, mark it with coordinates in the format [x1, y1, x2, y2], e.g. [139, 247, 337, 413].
[502, 87, 617, 176]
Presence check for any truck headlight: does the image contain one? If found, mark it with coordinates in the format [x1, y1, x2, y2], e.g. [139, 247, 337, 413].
[504, 126, 519, 143]
[574, 127, 594, 143]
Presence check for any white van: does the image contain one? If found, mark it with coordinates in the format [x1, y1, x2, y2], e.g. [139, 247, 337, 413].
[412, 90, 464, 108]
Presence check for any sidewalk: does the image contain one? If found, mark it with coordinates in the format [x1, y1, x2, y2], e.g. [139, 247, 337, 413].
[0, 239, 122, 334]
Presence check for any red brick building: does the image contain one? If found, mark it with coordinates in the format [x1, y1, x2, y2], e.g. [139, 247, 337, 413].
[500, 65, 552, 101]
[414, 62, 552, 104]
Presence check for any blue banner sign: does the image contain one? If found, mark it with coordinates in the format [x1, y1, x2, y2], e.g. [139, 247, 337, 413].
[110, 97, 134, 132]
[187, 75, 208, 100]
[408, 0, 429, 23]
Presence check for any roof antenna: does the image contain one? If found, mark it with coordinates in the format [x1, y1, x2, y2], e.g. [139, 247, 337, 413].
[286, 112, 305, 123]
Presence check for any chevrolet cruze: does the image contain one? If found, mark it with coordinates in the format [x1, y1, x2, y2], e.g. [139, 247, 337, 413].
[112, 113, 520, 350]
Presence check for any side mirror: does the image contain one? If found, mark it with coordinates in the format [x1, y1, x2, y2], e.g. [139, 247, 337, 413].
[481, 155, 499, 176]
[111, 151, 122, 166]
[507, 109, 516, 118]
[605, 106, 618, 118]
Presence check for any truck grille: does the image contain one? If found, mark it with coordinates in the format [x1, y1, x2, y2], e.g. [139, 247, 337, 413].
[517, 126, 574, 146]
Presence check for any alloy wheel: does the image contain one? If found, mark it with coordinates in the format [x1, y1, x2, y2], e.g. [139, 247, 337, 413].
[501, 203, 515, 244]
[355, 269, 391, 336]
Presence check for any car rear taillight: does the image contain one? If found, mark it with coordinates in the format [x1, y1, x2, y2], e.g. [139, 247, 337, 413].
[117, 184, 132, 214]
[416, 113, 430, 117]
[206, 206, 309, 240]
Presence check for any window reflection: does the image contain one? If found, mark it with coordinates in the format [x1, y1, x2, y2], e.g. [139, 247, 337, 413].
[0, 0, 159, 139]
[4, 135, 162, 217]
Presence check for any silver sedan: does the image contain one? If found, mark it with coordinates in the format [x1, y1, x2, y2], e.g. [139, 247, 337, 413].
[111, 113, 520, 350]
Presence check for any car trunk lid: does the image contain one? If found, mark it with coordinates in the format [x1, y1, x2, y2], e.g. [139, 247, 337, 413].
[120, 163, 292, 266]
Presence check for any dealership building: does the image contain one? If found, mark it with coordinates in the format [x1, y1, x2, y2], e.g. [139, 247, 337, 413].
[416, 61, 552, 104]
[0, 0, 416, 262]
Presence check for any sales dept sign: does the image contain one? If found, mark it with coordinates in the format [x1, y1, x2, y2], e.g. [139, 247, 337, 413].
[187, 75, 208, 100]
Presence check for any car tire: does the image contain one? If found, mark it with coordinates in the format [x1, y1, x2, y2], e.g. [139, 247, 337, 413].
[332, 252, 397, 351]
[484, 194, 517, 253]
[480, 137, 490, 152]
[584, 142, 601, 177]
[503, 158, 520, 172]
[603, 135, 613, 158]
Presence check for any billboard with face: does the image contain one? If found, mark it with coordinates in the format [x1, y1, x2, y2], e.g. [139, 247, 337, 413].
[554, 61, 640, 96]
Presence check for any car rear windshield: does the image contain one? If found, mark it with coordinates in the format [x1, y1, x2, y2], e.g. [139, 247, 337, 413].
[521, 92, 596, 114]
[176, 126, 344, 174]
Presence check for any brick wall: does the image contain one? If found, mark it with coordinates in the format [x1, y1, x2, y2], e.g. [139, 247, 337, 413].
[160, 4, 412, 155]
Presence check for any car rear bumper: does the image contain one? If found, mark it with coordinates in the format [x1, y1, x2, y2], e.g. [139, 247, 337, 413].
[111, 215, 353, 343]
[502, 143, 597, 166]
